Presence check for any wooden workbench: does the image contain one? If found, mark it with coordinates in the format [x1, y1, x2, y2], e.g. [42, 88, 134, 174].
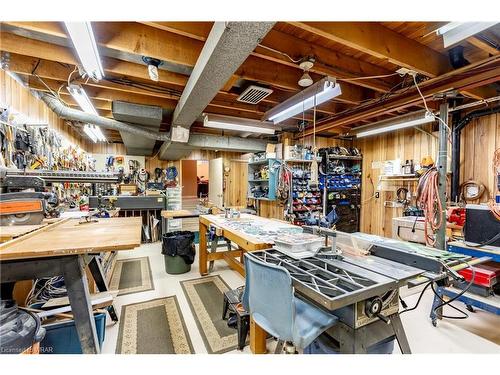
[198, 213, 297, 276]
[0, 217, 142, 260]
[0, 224, 48, 242]
[0, 217, 142, 354]
[447, 241, 500, 262]
[161, 209, 200, 219]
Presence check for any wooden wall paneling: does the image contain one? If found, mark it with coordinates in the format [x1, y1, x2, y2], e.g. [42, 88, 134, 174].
[461, 113, 499, 204]
[224, 159, 248, 208]
[357, 112, 498, 237]
[258, 199, 285, 220]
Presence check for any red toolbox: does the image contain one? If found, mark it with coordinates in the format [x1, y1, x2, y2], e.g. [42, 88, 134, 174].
[458, 262, 500, 288]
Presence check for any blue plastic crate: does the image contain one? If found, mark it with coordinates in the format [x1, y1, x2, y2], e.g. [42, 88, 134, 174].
[38, 312, 106, 354]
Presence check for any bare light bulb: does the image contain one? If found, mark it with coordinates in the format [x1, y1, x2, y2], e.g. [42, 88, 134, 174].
[148, 64, 159, 82]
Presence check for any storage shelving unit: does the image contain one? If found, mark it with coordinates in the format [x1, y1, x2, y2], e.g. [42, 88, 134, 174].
[247, 155, 279, 201]
[164, 187, 182, 233]
[286, 159, 322, 226]
[319, 148, 362, 233]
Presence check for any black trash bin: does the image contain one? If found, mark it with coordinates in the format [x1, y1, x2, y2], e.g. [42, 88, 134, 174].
[161, 231, 195, 274]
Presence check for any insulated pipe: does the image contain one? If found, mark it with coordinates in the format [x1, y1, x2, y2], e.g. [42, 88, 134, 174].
[451, 105, 500, 202]
[436, 102, 449, 250]
[34, 91, 171, 142]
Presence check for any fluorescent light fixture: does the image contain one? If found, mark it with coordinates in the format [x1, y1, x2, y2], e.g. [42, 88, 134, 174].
[436, 22, 497, 48]
[263, 76, 341, 124]
[67, 84, 98, 116]
[83, 124, 106, 143]
[354, 110, 436, 138]
[204, 114, 278, 135]
[93, 125, 106, 142]
[83, 124, 98, 143]
[64, 22, 104, 81]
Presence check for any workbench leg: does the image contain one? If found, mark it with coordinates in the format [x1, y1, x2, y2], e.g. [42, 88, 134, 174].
[208, 235, 219, 273]
[250, 316, 267, 354]
[391, 314, 411, 354]
[239, 247, 245, 264]
[62, 256, 100, 354]
[199, 221, 208, 276]
[87, 256, 118, 323]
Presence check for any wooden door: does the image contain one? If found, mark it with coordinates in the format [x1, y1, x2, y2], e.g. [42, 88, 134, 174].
[209, 158, 224, 207]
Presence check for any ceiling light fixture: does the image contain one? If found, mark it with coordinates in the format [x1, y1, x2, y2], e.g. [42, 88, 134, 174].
[67, 84, 98, 115]
[263, 76, 341, 124]
[64, 22, 104, 81]
[298, 59, 314, 87]
[142, 56, 163, 82]
[298, 72, 313, 88]
[354, 110, 436, 138]
[435, 22, 497, 48]
[203, 114, 278, 135]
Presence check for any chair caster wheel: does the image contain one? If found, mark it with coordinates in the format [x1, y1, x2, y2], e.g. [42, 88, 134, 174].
[466, 305, 475, 312]
[432, 319, 437, 327]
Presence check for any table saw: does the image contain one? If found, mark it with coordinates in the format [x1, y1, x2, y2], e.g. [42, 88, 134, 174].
[246, 228, 470, 354]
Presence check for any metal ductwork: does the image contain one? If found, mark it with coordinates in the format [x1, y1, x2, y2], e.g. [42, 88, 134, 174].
[112, 101, 166, 156]
[35, 92, 171, 142]
[158, 133, 270, 160]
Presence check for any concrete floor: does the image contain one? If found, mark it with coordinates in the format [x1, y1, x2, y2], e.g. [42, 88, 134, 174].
[101, 242, 500, 354]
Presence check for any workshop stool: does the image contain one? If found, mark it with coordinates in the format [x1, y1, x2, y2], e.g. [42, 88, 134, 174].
[222, 287, 250, 350]
[243, 254, 338, 353]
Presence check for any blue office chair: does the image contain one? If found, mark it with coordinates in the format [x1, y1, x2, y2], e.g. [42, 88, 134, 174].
[243, 254, 338, 352]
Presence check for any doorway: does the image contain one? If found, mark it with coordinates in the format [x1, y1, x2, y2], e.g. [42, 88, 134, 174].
[180, 159, 210, 198]
[197, 160, 209, 198]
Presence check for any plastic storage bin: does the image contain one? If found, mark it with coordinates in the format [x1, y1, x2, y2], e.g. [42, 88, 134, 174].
[38, 312, 106, 354]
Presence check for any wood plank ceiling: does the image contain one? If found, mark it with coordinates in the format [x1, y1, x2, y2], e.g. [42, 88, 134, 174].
[0, 21, 498, 143]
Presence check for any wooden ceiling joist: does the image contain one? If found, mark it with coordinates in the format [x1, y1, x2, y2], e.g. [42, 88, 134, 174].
[2, 38, 342, 119]
[289, 22, 497, 100]
[289, 22, 453, 77]
[466, 37, 500, 56]
[140, 22, 398, 93]
[256, 29, 398, 93]
[0, 32, 189, 88]
[2, 23, 374, 105]
[137, 22, 213, 41]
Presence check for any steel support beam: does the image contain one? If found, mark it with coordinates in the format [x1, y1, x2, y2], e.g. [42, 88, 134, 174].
[172, 22, 275, 129]
[158, 133, 270, 160]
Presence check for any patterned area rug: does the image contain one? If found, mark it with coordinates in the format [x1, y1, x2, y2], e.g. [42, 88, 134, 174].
[181, 275, 239, 354]
[109, 257, 154, 296]
[116, 296, 194, 354]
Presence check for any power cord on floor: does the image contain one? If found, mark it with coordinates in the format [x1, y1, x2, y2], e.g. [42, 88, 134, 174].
[428, 261, 476, 321]
[399, 260, 475, 321]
